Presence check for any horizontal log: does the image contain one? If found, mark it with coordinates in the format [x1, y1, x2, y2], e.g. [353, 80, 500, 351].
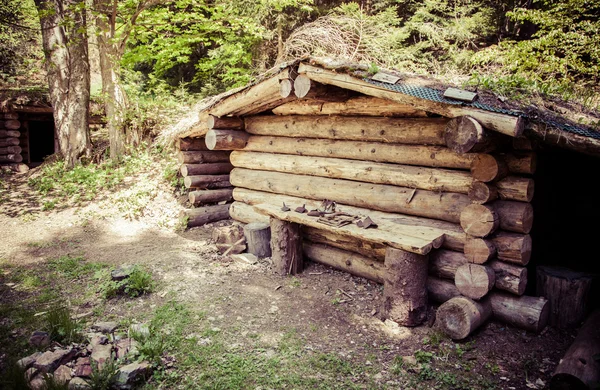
[298, 63, 525, 137]
[430, 249, 526, 295]
[184, 175, 231, 189]
[254, 203, 439, 255]
[460, 204, 500, 237]
[437, 296, 492, 340]
[0, 138, 19, 147]
[231, 168, 471, 223]
[444, 116, 494, 153]
[493, 200, 533, 234]
[180, 162, 233, 177]
[0, 130, 20, 138]
[3, 120, 20, 130]
[303, 226, 386, 260]
[489, 260, 527, 296]
[209, 68, 296, 117]
[180, 204, 231, 228]
[205, 130, 249, 151]
[189, 188, 234, 206]
[468, 181, 498, 204]
[176, 151, 231, 164]
[471, 154, 508, 182]
[503, 152, 536, 175]
[304, 242, 385, 283]
[0, 154, 23, 163]
[0, 146, 22, 154]
[230, 151, 474, 194]
[244, 135, 474, 169]
[272, 96, 429, 117]
[207, 115, 244, 130]
[0, 113, 18, 119]
[0, 163, 29, 173]
[496, 177, 534, 202]
[428, 277, 548, 332]
[491, 232, 532, 265]
[229, 201, 269, 224]
[244, 115, 448, 145]
[177, 137, 209, 151]
[232, 188, 467, 251]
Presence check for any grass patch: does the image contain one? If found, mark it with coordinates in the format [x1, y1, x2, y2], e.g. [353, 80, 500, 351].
[97, 265, 155, 299]
[48, 255, 105, 279]
[45, 305, 82, 344]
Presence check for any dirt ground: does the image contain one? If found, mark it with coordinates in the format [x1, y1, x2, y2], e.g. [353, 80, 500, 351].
[0, 169, 574, 390]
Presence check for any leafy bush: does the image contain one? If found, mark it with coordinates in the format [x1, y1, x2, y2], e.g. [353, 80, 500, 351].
[98, 266, 155, 299]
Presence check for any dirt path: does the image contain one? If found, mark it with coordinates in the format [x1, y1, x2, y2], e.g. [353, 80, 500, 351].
[0, 172, 573, 389]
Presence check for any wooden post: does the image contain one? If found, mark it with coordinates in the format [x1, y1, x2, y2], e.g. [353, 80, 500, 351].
[536, 266, 593, 328]
[243, 222, 272, 258]
[436, 296, 492, 340]
[382, 247, 428, 327]
[551, 310, 600, 389]
[270, 218, 303, 275]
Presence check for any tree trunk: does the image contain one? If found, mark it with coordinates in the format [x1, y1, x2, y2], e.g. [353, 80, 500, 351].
[35, 0, 92, 168]
[382, 247, 428, 326]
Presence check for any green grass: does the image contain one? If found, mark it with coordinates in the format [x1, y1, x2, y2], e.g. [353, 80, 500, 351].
[45, 305, 82, 344]
[48, 255, 105, 279]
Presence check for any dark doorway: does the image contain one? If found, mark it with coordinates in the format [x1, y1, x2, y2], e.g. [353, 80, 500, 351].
[28, 120, 55, 163]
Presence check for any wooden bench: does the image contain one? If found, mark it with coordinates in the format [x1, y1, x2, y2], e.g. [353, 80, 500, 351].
[254, 203, 446, 326]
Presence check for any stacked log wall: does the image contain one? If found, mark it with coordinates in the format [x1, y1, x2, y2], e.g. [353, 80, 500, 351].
[0, 112, 28, 172]
[219, 95, 539, 332]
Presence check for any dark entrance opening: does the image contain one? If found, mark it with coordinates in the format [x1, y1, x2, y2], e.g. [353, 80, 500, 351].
[28, 120, 55, 164]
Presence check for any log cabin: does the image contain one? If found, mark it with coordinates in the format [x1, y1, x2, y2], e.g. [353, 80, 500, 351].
[173, 57, 600, 342]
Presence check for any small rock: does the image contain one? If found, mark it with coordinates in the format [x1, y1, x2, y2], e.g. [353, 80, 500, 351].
[69, 376, 91, 389]
[92, 321, 118, 334]
[89, 333, 109, 348]
[17, 352, 42, 369]
[114, 362, 151, 389]
[74, 357, 92, 377]
[111, 265, 135, 281]
[25, 367, 38, 381]
[29, 375, 46, 390]
[115, 338, 139, 359]
[54, 365, 72, 384]
[535, 378, 546, 387]
[269, 306, 279, 314]
[231, 253, 258, 264]
[129, 323, 150, 338]
[29, 331, 50, 348]
[34, 348, 77, 373]
[90, 344, 113, 369]
[402, 356, 417, 366]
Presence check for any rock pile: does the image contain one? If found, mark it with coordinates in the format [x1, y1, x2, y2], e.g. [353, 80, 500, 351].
[17, 322, 152, 389]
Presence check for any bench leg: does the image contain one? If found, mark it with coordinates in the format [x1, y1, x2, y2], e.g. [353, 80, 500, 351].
[382, 247, 429, 326]
[270, 217, 303, 276]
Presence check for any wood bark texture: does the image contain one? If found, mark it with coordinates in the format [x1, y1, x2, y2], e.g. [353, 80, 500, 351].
[177, 151, 231, 164]
[444, 116, 494, 153]
[182, 204, 231, 227]
[551, 310, 600, 390]
[243, 222, 272, 258]
[536, 266, 594, 328]
[178, 137, 209, 151]
[180, 162, 233, 176]
[272, 96, 428, 117]
[184, 175, 231, 189]
[189, 188, 234, 206]
[270, 218, 303, 275]
[382, 247, 428, 326]
[460, 204, 500, 237]
[205, 130, 249, 150]
[207, 115, 244, 130]
[212, 225, 246, 255]
[244, 115, 448, 145]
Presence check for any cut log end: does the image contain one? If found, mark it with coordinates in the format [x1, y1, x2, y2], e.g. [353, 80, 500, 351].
[471, 154, 508, 182]
[444, 116, 489, 153]
[293, 74, 312, 98]
[468, 181, 498, 204]
[460, 204, 499, 237]
[464, 238, 495, 264]
[280, 79, 294, 98]
[436, 296, 492, 340]
[454, 263, 495, 300]
[206, 130, 249, 150]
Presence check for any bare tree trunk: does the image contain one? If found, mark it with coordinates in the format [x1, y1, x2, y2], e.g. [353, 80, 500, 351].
[94, 0, 128, 159]
[35, 0, 92, 168]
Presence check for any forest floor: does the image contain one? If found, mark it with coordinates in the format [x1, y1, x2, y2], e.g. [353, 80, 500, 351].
[0, 158, 573, 390]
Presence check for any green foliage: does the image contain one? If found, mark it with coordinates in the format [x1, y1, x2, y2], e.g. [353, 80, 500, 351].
[97, 265, 154, 299]
[48, 255, 104, 279]
[86, 358, 118, 390]
[45, 306, 82, 344]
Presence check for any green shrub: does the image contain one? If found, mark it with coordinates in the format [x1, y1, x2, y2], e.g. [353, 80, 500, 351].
[45, 306, 81, 344]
